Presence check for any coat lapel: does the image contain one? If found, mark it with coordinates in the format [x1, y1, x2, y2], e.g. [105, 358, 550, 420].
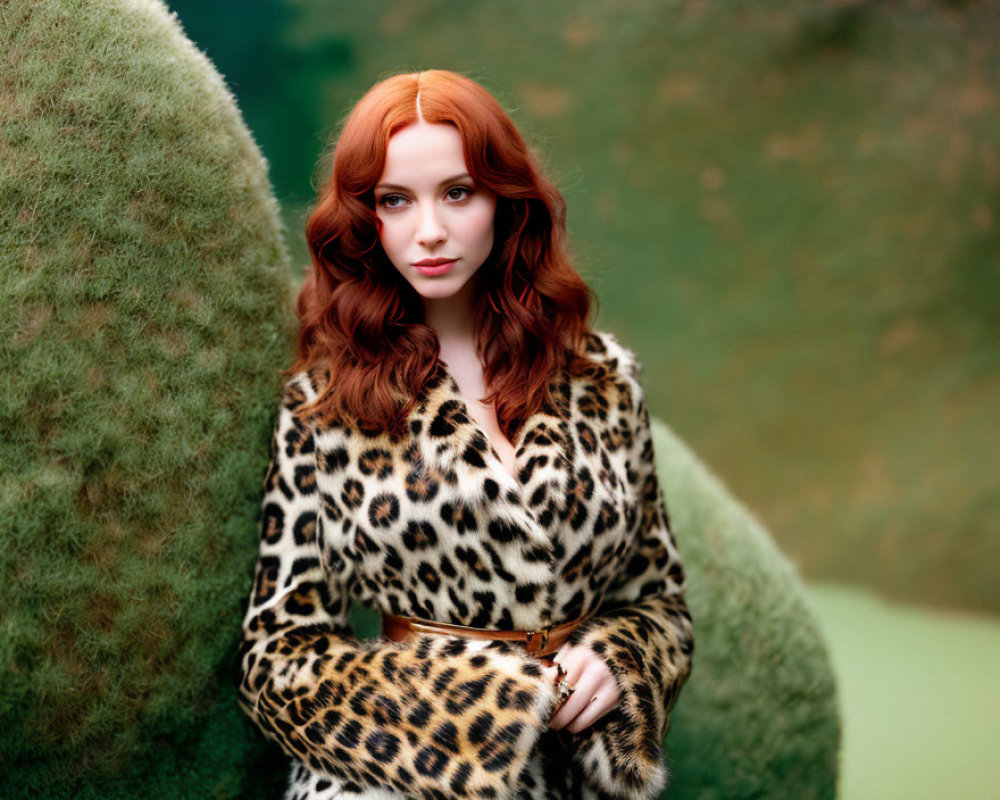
[305, 340, 637, 628]
[411, 361, 573, 538]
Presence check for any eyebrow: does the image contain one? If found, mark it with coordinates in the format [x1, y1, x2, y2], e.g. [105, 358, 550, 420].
[374, 173, 473, 192]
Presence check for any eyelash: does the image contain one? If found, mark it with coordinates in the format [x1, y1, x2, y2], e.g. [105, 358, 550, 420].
[377, 186, 473, 209]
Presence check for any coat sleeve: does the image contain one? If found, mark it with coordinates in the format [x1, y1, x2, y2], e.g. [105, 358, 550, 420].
[238, 377, 560, 800]
[562, 347, 695, 800]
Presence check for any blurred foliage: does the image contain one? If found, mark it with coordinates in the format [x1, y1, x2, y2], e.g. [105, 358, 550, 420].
[165, 0, 1000, 613]
[165, 0, 353, 201]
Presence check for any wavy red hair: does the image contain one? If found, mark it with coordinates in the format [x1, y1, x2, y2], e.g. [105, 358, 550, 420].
[293, 69, 600, 438]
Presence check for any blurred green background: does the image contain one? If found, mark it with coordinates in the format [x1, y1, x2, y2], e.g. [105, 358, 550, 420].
[164, 0, 999, 614]
[163, 0, 998, 796]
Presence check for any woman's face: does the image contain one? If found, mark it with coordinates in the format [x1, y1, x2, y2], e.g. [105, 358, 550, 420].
[374, 122, 497, 306]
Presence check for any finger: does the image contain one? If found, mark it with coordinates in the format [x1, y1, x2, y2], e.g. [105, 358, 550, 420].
[550, 668, 603, 729]
[552, 644, 587, 687]
[549, 667, 604, 730]
[566, 687, 615, 733]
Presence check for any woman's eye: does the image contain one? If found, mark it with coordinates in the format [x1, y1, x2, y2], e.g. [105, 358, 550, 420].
[379, 194, 406, 208]
[446, 186, 472, 201]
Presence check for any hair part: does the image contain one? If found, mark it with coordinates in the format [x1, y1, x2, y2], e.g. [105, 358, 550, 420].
[294, 69, 599, 438]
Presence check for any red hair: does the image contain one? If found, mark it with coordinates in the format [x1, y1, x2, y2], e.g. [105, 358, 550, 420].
[293, 69, 600, 438]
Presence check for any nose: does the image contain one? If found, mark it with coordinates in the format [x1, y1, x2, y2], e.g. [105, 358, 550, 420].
[415, 203, 447, 248]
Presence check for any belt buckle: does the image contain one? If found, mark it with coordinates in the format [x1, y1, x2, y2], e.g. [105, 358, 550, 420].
[525, 625, 550, 654]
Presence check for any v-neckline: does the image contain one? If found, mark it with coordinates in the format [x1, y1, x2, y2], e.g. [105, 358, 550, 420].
[435, 360, 524, 484]
[416, 358, 575, 539]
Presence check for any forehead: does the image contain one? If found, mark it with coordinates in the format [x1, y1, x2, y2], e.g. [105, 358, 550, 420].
[378, 122, 468, 186]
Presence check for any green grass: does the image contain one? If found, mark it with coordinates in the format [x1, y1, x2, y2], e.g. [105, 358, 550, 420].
[807, 582, 1000, 799]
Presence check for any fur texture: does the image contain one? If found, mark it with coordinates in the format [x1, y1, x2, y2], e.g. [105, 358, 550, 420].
[238, 330, 693, 799]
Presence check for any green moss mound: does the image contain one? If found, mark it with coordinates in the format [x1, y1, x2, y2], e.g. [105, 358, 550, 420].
[0, 0, 294, 795]
[655, 418, 841, 799]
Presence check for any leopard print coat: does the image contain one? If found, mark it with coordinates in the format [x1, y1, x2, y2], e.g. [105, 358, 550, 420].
[238, 330, 694, 800]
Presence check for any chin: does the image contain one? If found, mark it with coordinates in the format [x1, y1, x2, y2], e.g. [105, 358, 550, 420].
[415, 287, 462, 302]
[412, 275, 474, 300]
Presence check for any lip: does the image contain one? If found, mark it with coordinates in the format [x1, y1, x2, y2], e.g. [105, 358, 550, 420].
[413, 258, 457, 276]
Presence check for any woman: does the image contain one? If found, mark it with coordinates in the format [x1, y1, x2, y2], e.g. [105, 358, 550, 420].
[238, 69, 694, 800]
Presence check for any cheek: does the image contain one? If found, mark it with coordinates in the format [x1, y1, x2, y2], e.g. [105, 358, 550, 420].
[376, 217, 406, 258]
[466, 204, 496, 246]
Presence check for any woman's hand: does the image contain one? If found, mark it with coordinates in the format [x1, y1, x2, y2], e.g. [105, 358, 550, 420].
[543, 643, 621, 733]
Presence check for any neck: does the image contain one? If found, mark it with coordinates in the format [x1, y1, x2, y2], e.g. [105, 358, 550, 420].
[422, 279, 477, 349]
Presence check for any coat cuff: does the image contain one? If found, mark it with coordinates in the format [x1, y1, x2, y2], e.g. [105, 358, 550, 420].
[247, 633, 558, 800]
[559, 600, 691, 799]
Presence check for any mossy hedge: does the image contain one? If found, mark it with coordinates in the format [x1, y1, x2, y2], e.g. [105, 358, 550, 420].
[1, 0, 294, 795]
[654, 418, 841, 798]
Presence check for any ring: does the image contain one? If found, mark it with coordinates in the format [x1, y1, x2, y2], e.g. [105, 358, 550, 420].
[546, 660, 575, 716]
[554, 679, 575, 714]
[556, 680, 575, 703]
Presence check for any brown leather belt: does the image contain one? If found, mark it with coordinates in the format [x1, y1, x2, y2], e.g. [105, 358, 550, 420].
[381, 611, 593, 660]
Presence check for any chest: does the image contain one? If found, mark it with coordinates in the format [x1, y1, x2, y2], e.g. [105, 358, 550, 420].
[307, 364, 641, 630]
[436, 350, 516, 478]
[466, 402, 516, 478]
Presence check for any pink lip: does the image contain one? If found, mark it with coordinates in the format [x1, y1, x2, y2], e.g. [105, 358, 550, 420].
[413, 258, 457, 266]
[413, 258, 457, 276]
